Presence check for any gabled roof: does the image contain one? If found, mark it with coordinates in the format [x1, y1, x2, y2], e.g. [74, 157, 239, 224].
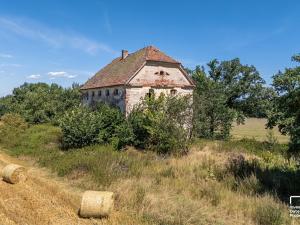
[81, 46, 192, 90]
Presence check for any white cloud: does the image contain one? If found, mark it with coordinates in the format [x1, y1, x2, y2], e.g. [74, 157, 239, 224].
[48, 71, 77, 79]
[0, 63, 22, 67]
[0, 53, 13, 58]
[27, 74, 41, 79]
[0, 17, 118, 55]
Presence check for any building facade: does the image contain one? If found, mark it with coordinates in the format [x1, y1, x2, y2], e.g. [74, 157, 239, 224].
[81, 46, 194, 114]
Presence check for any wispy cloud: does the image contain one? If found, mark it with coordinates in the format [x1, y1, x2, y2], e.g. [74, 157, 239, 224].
[48, 71, 77, 79]
[0, 17, 117, 55]
[104, 11, 112, 34]
[0, 63, 22, 68]
[27, 74, 41, 79]
[0, 53, 13, 58]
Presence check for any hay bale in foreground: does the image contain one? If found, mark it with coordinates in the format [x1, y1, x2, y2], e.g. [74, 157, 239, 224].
[79, 191, 114, 218]
[1, 164, 27, 184]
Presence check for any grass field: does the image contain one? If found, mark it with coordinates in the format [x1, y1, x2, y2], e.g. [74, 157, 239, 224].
[0, 122, 298, 225]
[232, 118, 289, 143]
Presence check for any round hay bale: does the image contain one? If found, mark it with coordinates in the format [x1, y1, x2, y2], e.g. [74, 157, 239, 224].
[79, 191, 114, 218]
[1, 164, 27, 184]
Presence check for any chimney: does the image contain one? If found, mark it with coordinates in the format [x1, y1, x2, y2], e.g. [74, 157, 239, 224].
[122, 50, 128, 59]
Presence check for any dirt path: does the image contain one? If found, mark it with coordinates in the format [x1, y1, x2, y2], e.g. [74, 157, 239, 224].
[0, 150, 108, 225]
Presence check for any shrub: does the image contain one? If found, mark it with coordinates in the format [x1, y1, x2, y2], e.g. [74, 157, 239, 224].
[0, 113, 28, 147]
[59, 104, 128, 149]
[59, 106, 99, 149]
[128, 94, 193, 154]
[226, 153, 257, 179]
[254, 201, 289, 225]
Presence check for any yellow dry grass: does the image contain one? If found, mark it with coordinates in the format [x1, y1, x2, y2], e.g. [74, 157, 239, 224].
[232, 118, 289, 143]
[0, 144, 296, 225]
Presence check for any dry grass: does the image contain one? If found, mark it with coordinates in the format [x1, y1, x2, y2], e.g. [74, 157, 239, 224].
[0, 123, 297, 225]
[232, 118, 289, 143]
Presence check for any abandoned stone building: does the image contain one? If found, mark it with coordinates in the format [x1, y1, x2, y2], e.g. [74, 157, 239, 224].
[81, 46, 195, 114]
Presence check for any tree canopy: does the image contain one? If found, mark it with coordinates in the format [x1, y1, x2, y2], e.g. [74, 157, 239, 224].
[267, 54, 300, 152]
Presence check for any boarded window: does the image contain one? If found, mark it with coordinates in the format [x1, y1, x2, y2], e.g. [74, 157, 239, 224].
[106, 89, 110, 96]
[170, 89, 177, 95]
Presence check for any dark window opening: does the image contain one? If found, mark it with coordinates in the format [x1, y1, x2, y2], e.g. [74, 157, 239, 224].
[106, 89, 110, 96]
[170, 89, 177, 95]
[113, 89, 119, 96]
[146, 89, 155, 98]
[92, 91, 95, 97]
[98, 90, 102, 97]
[86, 92, 89, 100]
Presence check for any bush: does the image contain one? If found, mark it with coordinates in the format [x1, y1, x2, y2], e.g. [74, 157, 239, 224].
[0, 113, 28, 147]
[254, 202, 289, 225]
[59, 104, 129, 149]
[128, 94, 193, 154]
[59, 106, 99, 149]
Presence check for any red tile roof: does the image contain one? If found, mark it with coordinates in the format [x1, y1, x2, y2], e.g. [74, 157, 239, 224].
[81, 46, 191, 90]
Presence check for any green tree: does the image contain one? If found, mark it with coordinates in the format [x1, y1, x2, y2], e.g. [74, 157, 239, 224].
[0, 82, 81, 123]
[192, 58, 266, 138]
[267, 54, 300, 152]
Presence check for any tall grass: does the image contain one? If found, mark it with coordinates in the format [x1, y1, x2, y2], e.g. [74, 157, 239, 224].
[0, 123, 297, 225]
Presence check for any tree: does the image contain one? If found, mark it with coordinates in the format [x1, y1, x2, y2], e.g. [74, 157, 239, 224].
[192, 58, 266, 138]
[0, 82, 81, 123]
[267, 54, 300, 153]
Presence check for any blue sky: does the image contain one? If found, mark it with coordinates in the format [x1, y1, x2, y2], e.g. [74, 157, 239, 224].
[0, 0, 299, 96]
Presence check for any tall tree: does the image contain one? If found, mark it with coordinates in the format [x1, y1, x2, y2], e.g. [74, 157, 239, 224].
[193, 58, 266, 138]
[267, 54, 300, 152]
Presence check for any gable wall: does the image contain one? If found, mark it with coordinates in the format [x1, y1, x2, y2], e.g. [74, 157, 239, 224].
[128, 61, 192, 87]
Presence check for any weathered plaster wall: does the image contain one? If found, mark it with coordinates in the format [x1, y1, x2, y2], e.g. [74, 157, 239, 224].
[125, 87, 193, 114]
[129, 61, 191, 87]
[82, 86, 126, 112]
[82, 62, 194, 115]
